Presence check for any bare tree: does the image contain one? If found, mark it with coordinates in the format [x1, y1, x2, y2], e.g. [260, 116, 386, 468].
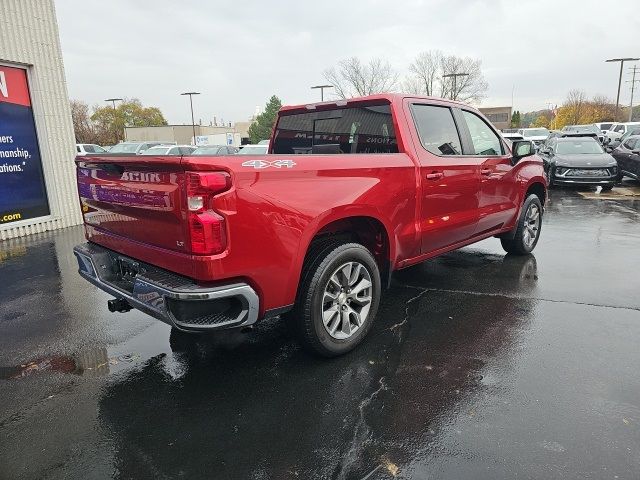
[406, 50, 443, 96]
[323, 57, 399, 99]
[439, 54, 488, 103]
[70, 100, 95, 143]
[404, 51, 488, 103]
[565, 89, 588, 125]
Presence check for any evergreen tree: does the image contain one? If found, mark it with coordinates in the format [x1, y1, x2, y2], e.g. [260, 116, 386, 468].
[248, 95, 282, 144]
[510, 110, 521, 128]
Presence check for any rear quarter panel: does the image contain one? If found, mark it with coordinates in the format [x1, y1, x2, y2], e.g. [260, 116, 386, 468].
[183, 153, 418, 312]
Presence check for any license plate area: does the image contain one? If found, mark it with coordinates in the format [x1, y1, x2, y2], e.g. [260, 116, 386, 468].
[567, 169, 608, 177]
[112, 256, 140, 292]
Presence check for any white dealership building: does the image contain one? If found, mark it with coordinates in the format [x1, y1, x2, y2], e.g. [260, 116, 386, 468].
[0, 0, 81, 240]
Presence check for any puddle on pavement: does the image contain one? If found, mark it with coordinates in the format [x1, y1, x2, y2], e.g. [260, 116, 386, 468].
[0, 348, 145, 380]
[1, 323, 174, 380]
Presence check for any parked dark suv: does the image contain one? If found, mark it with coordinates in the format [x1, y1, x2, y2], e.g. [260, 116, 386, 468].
[611, 135, 640, 182]
[539, 136, 617, 190]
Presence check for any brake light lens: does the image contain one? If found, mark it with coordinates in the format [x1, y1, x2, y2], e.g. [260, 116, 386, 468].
[186, 172, 231, 254]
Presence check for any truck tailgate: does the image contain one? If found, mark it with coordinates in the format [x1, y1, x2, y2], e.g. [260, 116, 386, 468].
[76, 156, 187, 252]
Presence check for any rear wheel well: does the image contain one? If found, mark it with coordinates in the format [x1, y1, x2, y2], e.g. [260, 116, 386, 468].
[305, 216, 390, 286]
[526, 182, 546, 207]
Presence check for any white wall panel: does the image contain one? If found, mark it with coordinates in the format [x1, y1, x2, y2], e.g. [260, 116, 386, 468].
[0, 0, 82, 241]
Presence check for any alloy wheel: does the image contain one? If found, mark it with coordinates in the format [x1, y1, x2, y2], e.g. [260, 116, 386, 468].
[321, 261, 373, 340]
[523, 203, 540, 248]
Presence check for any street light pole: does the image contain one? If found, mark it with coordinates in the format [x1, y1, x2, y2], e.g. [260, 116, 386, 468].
[104, 97, 123, 142]
[442, 73, 469, 101]
[311, 84, 333, 102]
[181, 92, 201, 145]
[605, 58, 639, 120]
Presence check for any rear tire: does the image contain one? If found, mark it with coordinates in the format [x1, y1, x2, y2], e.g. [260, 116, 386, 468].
[501, 194, 543, 255]
[286, 242, 381, 357]
[601, 185, 614, 192]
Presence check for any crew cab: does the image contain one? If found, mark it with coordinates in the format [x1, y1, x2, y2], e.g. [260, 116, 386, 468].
[73, 94, 547, 356]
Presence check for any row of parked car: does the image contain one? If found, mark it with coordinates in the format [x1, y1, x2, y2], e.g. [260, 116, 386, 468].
[75, 141, 269, 156]
[502, 122, 640, 190]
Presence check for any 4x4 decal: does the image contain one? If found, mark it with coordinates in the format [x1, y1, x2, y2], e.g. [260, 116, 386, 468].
[241, 159, 296, 169]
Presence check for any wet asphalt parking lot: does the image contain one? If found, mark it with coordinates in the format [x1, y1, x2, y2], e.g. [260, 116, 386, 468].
[1, 187, 640, 480]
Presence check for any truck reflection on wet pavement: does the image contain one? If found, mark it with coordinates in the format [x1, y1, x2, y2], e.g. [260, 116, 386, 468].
[1, 189, 639, 479]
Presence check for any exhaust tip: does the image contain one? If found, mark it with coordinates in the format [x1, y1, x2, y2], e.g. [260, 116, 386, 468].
[108, 298, 132, 313]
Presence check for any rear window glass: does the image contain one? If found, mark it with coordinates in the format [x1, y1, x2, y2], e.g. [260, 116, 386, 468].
[410, 104, 462, 155]
[272, 103, 398, 154]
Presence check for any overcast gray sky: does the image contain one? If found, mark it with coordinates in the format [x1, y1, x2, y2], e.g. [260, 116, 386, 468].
[55, 0, 640, 125]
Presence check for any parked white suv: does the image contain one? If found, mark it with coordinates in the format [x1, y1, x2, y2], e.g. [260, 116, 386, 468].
[76, 143, 108, 155]
[517, 128, 550, 149]
[604, 122, 640, 143]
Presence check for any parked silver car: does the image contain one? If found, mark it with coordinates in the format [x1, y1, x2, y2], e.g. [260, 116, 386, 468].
[108, 141, 175, 155]
[140, 145, 196, 155]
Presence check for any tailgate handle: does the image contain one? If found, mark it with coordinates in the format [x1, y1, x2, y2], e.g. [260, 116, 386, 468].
[101, 163, 125, 175]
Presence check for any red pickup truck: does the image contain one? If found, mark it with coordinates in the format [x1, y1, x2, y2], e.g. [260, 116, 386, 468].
[74, 94, 546, 356]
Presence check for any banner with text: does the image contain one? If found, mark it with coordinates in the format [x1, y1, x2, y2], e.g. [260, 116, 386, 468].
[0, 65, 50, 225]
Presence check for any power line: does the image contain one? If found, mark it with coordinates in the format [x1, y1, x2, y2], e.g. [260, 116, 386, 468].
[605, 57, 639, 120]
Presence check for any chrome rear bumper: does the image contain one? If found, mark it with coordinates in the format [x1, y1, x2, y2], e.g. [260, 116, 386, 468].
[73, 242, 259, 331]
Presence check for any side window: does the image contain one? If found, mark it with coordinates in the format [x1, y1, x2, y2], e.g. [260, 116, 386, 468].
[615, 125, 625, 133]
[461, 110, 503, 155]
[84, 145, 96, 153]
[623, 138, 637, 150]
[410, 104, 462, 155]
[179, 147, 194, 155]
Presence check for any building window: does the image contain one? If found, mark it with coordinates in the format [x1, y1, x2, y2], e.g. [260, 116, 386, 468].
[485, 113, 509, 123]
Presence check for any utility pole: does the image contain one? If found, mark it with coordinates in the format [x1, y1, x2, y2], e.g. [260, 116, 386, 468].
[180, 92, 200, 145]
[104, 98, 123, 142]
[627, 65, 640, 121]
[311, 84, 333, 102]
[442, 73, 469, 101]
[605, 58, 639, 120]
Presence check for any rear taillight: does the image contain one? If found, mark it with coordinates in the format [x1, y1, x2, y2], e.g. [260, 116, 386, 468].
[186, 172, 231, 255]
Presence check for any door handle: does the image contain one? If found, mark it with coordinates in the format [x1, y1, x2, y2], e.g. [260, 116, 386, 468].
[481, 168, 492, 175]
[426, 171, 444, 180]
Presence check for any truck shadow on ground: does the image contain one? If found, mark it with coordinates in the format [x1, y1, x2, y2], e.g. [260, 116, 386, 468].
[96, 251, 539, 480]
